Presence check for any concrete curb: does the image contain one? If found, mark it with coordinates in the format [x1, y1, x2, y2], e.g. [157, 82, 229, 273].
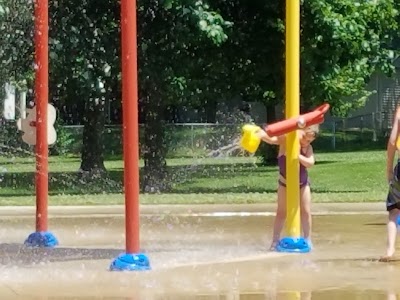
[0, 202, 385, 217]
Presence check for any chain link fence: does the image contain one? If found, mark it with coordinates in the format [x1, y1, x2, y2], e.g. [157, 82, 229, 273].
[0, 115, 386, 159]
[317, 112, 385, 151]
[58, 118, 386, 157]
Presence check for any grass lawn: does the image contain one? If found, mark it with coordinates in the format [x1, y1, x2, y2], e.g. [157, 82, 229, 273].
[0, 150, 388, 205]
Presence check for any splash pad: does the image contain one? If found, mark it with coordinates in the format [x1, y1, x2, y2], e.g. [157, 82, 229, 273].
[0, 205, 394, 298]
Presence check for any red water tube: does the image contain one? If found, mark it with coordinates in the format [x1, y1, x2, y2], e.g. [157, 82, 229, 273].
[265, 103, 330, 137]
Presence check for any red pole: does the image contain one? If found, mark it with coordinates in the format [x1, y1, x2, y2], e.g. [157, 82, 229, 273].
[121, 0, 140, 253]
[34, 0, 49, 232]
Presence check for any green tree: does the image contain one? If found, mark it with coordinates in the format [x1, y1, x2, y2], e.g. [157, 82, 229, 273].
[49, 1, 121, 174]
[137, 0, 232, 191]
[47, 0, 231, 189]
[2, 0, 399, 185]
[0, 0, 33, 99]
[202, 0, 399, 162]
[301, 0, 399, 115]
[208, 0, 399, 117]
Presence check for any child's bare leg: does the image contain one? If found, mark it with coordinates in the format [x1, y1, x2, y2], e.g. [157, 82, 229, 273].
[270, 184, 286, 250]
[300, 184, 312, 242]
[300, 292, 312, 300]
[386, 291, 397, 300]
[384, 209, 399, 258]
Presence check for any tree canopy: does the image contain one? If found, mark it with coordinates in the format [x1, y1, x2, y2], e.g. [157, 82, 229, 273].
[0, 0, 399, 190]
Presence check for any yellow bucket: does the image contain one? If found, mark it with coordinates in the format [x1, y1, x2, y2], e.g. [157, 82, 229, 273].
[240, 124, 261, 153]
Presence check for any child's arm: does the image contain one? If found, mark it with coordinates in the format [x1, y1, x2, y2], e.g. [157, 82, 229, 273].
[299, 145, 315, 168]
[256, 129, 284, 145]
[387, 106, 400, 182]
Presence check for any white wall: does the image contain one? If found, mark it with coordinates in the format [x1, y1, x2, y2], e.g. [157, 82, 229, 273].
[3, 83, 15, 120]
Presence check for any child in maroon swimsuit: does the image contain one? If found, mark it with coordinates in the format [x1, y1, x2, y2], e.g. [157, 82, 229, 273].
[277, 149, 310, 188]
[256, 125, 319, 250]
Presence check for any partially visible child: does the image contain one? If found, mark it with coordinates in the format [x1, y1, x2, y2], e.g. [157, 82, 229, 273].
[256, 125, 319, 250]
[381, 106, 400, 261]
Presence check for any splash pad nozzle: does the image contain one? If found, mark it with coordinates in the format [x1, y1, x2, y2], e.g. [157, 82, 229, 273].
[24, 231, 59, 248]
[110, 253, 151, 271]
[276, 237, 311, 253]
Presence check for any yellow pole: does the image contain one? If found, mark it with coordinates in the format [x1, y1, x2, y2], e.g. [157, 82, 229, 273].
[285, 0, 301, 237]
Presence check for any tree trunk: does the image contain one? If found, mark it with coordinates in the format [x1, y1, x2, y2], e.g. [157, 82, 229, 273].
[141, 88, 169, 193]
[80, 96, 106, 175]
[205, 98, 216, 123]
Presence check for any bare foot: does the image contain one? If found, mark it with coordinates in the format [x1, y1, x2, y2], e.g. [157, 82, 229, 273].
[306, 239, 313, 250]
[379, 248, 395, 262]
[379, 255, 393, 262]
[269, 241, 278, 251]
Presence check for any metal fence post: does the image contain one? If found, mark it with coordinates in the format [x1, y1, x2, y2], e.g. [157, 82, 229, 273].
[372, 112, 377, 142]
[191, 124, 194, 155]
[332, 121, 336, 150]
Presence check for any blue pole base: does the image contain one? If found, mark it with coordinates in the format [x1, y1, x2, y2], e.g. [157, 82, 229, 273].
[276, 237, 311, 253]
[110, 253, 151, 271]
[397, 215, 400, 226]
[24, 231, 59, 248]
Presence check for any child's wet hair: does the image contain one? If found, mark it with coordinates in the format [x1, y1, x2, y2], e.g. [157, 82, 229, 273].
[304, 124, 319, 138]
